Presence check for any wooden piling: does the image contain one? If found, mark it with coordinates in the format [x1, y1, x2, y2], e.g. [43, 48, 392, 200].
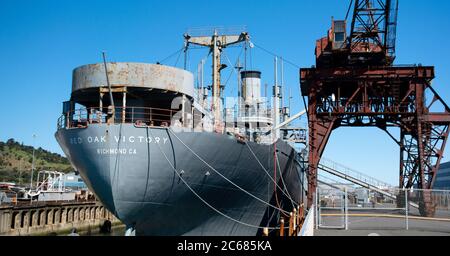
[293, 208, 297, 234]
[279, 217, 285, 236]
[288, 212, 294, 236]
[299, 204, 304, 226]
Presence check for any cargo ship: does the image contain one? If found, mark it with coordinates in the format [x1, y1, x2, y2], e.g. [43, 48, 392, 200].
[55, 30, 308, 235]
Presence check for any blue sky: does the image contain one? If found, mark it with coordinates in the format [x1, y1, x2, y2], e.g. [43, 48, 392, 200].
[1, 0, 449, 185]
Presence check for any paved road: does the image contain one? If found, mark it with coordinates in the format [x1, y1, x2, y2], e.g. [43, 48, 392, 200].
[315, 215, 450, 236]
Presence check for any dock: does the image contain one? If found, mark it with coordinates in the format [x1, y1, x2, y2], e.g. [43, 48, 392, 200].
[0, 200, 120, 236]
[315, 214, 450, 236]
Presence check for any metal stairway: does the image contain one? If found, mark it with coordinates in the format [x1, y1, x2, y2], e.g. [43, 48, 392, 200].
[318, 158, 419, 209]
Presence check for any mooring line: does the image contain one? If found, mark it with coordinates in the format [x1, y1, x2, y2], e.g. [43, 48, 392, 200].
[167, 128, 290, 215]
[149, 128, 281, 230]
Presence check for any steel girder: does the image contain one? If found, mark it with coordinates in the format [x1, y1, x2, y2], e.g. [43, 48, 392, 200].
[301, 66, 450, 216]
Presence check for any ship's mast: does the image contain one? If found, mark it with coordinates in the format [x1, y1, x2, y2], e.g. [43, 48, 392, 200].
[184, 30, 249, 131]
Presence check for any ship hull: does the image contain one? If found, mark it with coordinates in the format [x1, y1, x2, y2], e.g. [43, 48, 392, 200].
[55, 124, 307, 235]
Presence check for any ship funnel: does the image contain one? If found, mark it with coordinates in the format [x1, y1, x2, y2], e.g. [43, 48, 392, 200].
[241, 70, 261, 105]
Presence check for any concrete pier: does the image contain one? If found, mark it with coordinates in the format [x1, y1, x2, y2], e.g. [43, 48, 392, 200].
[0, 201, 120, 236]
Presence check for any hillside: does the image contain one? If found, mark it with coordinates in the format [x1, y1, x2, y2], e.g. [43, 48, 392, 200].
[0, 138, 73, 184]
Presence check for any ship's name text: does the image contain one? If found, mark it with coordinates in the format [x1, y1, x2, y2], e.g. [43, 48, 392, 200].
[69, 136, 169, 145]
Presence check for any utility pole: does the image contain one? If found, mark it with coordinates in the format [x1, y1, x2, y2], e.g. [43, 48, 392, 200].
[30, 134, 36, 189]
[18, 159, 22, 185]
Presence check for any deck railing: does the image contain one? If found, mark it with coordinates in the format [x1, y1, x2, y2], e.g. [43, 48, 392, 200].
[57, 107, 203, 129]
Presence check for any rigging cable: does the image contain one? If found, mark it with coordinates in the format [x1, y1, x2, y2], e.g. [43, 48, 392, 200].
[249, 43, 253, 71]
[273, 142, 290, 217]
[302, 96, 309, 122]
[222, 45, 245, 110]
[149, 128, 281, 230]
[275, 147, 297, 210]
[244, 41, 248, 71]
[222, 50, 242, 96]
[158, 47, 185, 64]
[167, 128, 290, 215]
[174, 44, 185, 67]
[111, 122, 125, 217]
[252, 43, 300, 69]
[245, 142, 298, 207]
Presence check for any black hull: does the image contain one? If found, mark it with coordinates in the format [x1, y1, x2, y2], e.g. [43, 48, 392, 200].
[55, 124, 307, 235]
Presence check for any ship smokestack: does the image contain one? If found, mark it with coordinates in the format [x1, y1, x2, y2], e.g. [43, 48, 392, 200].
[240, 70, 262, 106]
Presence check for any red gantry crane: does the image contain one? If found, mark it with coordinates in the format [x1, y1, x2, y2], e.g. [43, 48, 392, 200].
[300, 0, 450, 216]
